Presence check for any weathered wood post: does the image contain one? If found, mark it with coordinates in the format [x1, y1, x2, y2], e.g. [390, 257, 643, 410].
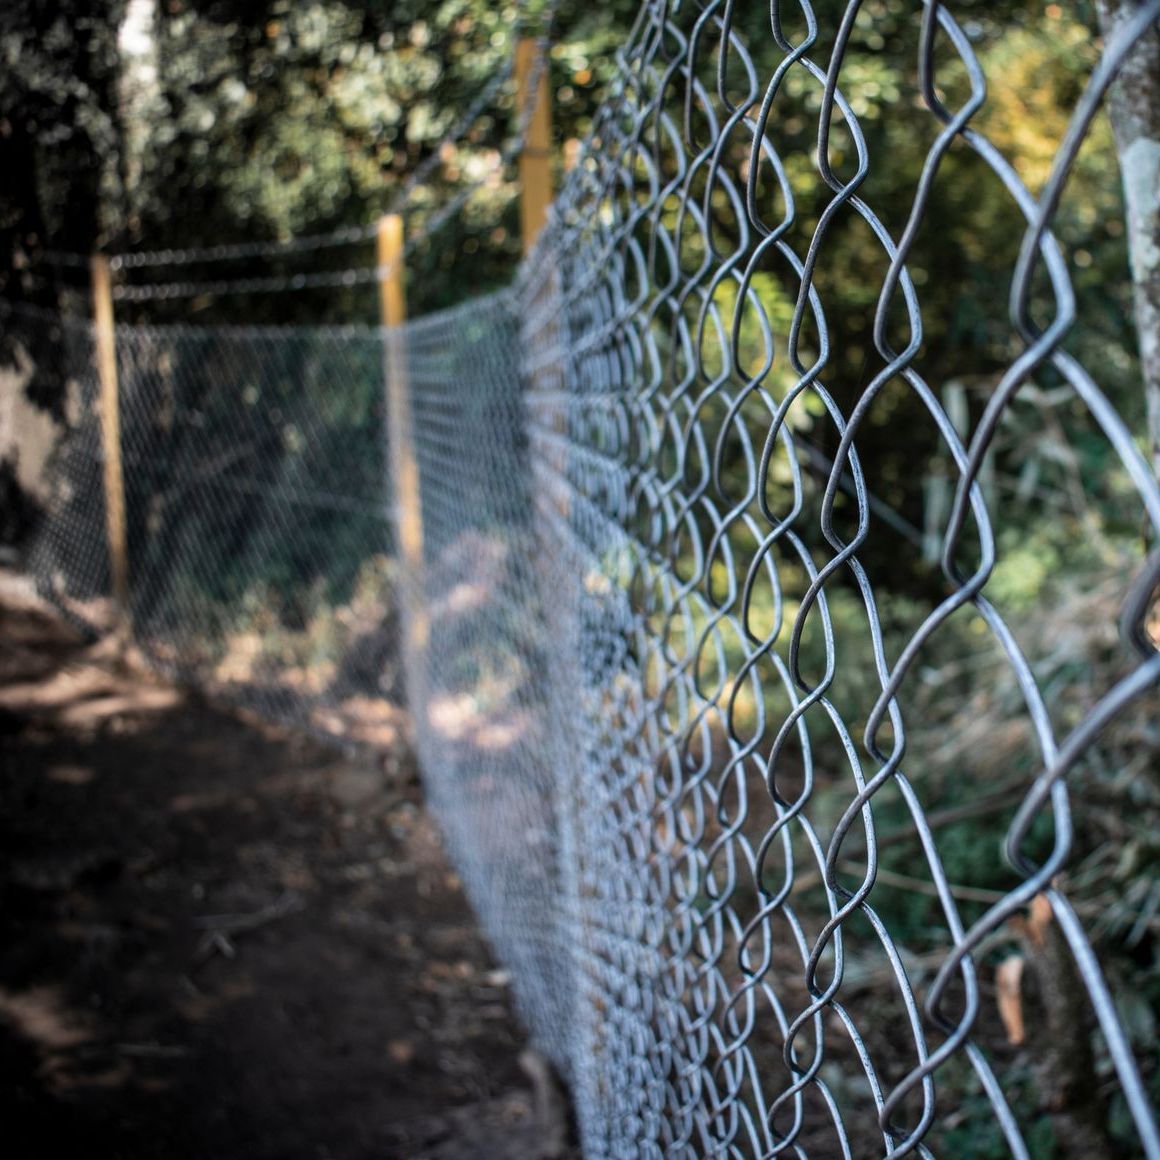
[376, 214, 428, 721]
[516, 39, 570, 534]
[515, 37, 580, 1138]
[90, 255, 130, 619]
[515, 37, 553, 254]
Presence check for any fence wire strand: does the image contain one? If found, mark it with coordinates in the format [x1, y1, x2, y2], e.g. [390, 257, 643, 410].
[7, 2, 1160, 1157]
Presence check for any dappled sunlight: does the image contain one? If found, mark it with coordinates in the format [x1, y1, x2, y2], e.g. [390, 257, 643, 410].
[0, 664, 182, 723]
[427, 692, 531, 752]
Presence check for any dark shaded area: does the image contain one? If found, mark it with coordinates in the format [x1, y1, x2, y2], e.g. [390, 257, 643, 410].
[0, 460, 42, 546]
[0, 573, 564, 1160]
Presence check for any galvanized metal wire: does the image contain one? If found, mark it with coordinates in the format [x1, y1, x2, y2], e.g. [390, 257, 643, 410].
[8, 2, 1160, 1157]
[482, 2, 1160, 1155]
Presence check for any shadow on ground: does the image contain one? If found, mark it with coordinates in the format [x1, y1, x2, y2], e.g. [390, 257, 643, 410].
[0, 572, 565, 1159]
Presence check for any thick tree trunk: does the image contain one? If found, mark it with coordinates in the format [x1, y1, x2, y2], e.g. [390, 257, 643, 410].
[1095, 1, 1160, 479]
[1015, 898, 1114, 1160]
[117, 0, 159, 237]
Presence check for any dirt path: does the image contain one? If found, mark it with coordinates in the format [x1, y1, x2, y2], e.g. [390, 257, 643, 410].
[0, 574, 564, 1159]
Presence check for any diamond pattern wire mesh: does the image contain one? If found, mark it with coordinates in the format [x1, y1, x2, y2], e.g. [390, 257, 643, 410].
[15, 302, 403, 747]
[499, 1, 1160, 1154]
[6, 2, 1160, 1156]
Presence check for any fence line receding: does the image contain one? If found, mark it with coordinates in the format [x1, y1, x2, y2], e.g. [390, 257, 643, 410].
[6, 2, 1160, 1157]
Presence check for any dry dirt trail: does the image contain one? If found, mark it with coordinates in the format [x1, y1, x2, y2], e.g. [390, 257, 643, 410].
[0, 571, 570, 1159]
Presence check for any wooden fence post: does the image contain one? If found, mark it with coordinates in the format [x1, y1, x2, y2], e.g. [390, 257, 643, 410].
[376, 214, 407, 331]
[515, 38, 553, 254]
[91, 255, 129, 619]
[376, 214, 429, 708]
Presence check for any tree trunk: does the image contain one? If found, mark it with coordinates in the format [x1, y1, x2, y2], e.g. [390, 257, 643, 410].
[1095, 1, 1160, 480]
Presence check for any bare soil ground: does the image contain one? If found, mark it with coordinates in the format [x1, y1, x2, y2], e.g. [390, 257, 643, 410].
[0, 573, 566, 1159]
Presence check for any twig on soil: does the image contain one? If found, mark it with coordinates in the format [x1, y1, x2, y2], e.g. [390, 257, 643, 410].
[116, 1042, 190, 1059]
[519, 1049, 569, 1160]
[193, 890, 305, 963]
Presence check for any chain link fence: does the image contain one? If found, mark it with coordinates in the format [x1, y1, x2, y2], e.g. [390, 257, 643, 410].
[504, 2, 1160, 1155]
[5, 1, 1160, 1156]
[8, 302, 402, 746]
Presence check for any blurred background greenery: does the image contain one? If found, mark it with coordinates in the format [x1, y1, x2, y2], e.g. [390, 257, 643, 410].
[0, 0, 1147, 553]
